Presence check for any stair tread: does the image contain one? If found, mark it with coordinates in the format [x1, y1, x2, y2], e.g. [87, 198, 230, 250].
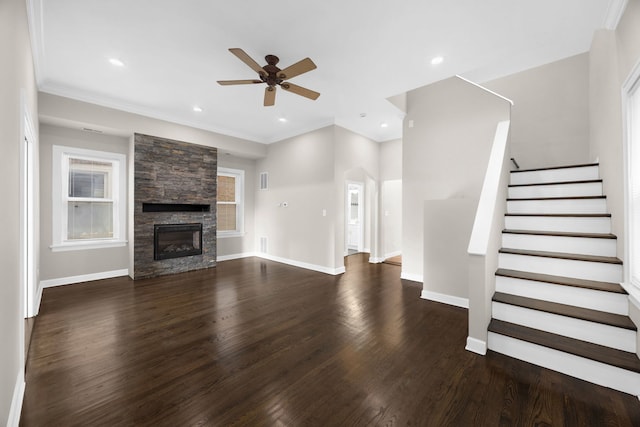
[495, 268, 627, 294]
[492, 292, 636, 330]
[505, 213, 611, 217]
[510, 163, 599, 174]
[488, 319, 640, 373]
[502, 229, 616, 239]
[507, 195, 606, 201]
[499, 248, 622, 264]
[509, 179, 603, 188]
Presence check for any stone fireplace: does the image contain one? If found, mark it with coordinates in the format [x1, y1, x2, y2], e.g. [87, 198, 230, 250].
[133, 134, 217, 279]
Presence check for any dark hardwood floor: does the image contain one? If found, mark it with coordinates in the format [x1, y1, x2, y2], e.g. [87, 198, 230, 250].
[21, 254, 640, 426]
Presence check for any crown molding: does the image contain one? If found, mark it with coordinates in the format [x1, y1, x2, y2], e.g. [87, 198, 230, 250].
[603, 0, 628, 30]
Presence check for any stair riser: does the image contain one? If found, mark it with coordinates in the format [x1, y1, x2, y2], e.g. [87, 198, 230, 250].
[507, 198, 608, 214]
[495, 276, 629, 315]
[504, 216, 611, 234]
[510, 166, 599, 186]
[508, 182, 602, 199]
[492, 302, 636, 352]
[498, 253, 622, 283]
[487, 333, 640, 397]
[502, 233, 617, 257]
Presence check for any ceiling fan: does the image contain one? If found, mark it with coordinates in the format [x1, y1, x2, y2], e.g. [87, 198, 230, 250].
[217, 48, 320, 107]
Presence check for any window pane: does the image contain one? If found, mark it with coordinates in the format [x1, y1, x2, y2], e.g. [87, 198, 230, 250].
[69, 158, 112, 198]
[218, 175, 236, 202]
[217, 203, 237, 231]
[68, 201, 113, 239]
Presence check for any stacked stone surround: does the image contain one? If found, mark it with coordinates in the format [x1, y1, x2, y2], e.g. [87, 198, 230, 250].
[134, 133, 217, 279]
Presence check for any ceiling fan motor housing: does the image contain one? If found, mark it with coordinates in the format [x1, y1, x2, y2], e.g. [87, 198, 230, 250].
[262, 55, 283, 87]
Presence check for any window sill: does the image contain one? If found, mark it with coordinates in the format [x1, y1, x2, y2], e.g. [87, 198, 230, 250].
[50, 240, 128, 252]
[217, 232, 245, 239]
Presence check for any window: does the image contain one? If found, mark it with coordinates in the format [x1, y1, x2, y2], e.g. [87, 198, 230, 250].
[217, 167, 244, 237]
[51, 145, 127, 251]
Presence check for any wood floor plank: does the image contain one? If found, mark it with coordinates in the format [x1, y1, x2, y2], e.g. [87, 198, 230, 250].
[21, 255, 640, 426]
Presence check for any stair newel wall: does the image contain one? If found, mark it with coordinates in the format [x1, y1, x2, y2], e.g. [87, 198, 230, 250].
[466, 121, 512, 354]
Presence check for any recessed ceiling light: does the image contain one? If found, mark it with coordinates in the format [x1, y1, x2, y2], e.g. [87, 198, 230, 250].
[431, 56, 444, 65]
[380, 122, 389, 128]
[278, 117, 287, 123]
[109, 58, 125, 67]
[360, 113, 367, 118]
[193, 106, 203, 112]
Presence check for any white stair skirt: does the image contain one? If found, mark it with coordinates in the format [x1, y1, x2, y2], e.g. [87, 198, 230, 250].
[498, 253, 622, 283]
[488, 332, 640, 397]
[495, 275, 629, 315]
[507, 198, 608, 214]
[492, 302, 636, 352]
[508, 181, 603, 199]
[501, 233, 617, 257]
[510, 165, 600, 186]
[504, 215, 611, 234]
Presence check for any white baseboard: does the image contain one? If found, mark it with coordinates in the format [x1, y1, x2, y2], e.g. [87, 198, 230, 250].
[34, 284, 43, 316]
[217, 252, 256, 262]
[369, 256, 385, 263]
[7, 370, 25, 427]
[384, 250, 402, 259]
[465, 337, 487, 355]
[40, 268, 129, 288]
[400, 272, 423, 283]
[257, 253, 345, 275]
[421, 289, 469, 309]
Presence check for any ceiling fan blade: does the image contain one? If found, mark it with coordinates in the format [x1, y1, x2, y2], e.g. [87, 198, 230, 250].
[229, 48, 267, 76]
[264, 86, 276, 106]
[277, 57, 317, 80]
[280, 82, 320, 100]
[217, 79, 263, 85]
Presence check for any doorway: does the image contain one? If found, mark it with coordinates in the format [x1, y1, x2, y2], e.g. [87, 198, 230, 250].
[346, 182, 364, 254]
[624, 61, 640, 294]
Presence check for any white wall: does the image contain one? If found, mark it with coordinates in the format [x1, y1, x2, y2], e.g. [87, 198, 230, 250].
[217, 155, 256, 259]
[39, 125, 130, 281]
[380, 139, 402, 258]
[39, 93, 267, 159]
[402, 77, 512, 283]
[589, 1, 640, 263]
[255, 126, 338, 272]
[0, 0, 38, 423]
[483, 53, 590, 170]
[334, 126, 380, 264]
[482, 54, 590, 169]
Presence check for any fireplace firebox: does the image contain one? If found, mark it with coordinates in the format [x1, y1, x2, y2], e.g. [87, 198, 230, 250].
[154, 223, 203, 261]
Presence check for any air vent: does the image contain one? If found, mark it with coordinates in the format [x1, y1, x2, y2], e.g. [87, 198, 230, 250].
[260, 237, 268, 253]
[259, 172, 268, 190]
[82, 127, 103, 134]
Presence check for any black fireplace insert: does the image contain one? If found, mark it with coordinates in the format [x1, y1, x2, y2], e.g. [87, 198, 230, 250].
[154, 223, 203, 261]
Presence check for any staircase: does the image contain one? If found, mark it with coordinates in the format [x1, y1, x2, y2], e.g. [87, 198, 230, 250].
[487, 163, 640, 397]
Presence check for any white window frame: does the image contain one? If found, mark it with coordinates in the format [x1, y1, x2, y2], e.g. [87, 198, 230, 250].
[217, 167, 244, 238]
[623, 59, 640, 306]
[51, 145, 127, 251]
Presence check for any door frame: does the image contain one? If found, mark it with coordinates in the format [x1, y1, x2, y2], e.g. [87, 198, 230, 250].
[345, 181, 364, 254]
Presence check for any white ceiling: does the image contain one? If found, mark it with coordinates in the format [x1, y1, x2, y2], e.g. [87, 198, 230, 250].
[29, 0, 621, 144]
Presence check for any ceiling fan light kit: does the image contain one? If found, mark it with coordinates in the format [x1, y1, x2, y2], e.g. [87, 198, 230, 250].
[217, 48, 320, 107]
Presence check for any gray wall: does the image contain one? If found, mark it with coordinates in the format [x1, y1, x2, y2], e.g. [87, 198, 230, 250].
[484, 53, 590, 169]
[39, 125, 130, 281]
[0, 0, 38, 423]
[217, 155, 256, 258]
[402, 77, 511, 284]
